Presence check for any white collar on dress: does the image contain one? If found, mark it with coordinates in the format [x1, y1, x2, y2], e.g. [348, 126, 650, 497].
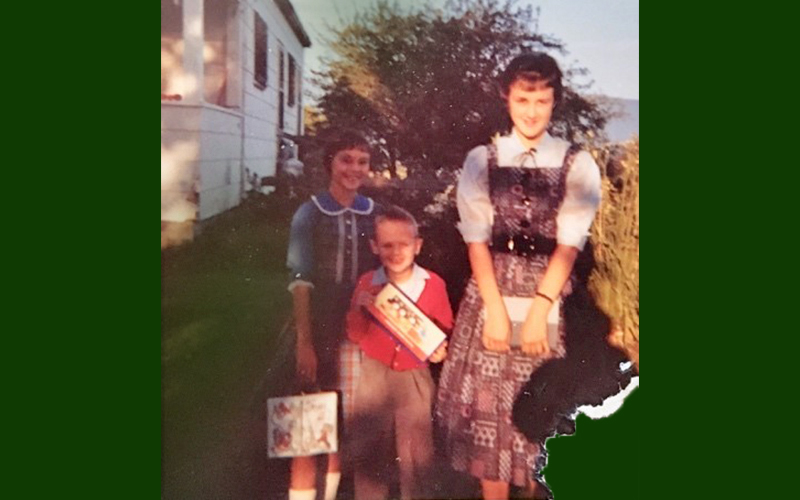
[311, 191, 375, 216]
[496, 131, 568, 168]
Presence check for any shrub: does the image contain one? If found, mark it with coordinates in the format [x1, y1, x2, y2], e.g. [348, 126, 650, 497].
[588, 138, 639, 369]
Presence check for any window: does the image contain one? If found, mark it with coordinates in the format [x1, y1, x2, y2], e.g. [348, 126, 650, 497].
[288, 54, 296, 107]
[296, 67, 303, 133]
[254, 14, 267, 90]
[203, 0, 234, 106]
[279, 49, 285, 90]
[279, 48, 285, 129]
[161, 0, 182, 98]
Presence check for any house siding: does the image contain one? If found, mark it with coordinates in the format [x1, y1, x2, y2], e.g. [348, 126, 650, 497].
[161, 0, 307, 225]
[241, 0, 305, 183]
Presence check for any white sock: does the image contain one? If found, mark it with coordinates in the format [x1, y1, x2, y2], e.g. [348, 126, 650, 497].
[289, 488, 317, 500]
[324, 472, 342, 500]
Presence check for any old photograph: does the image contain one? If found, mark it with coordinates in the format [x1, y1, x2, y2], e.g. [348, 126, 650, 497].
[162, 1, 639, 498]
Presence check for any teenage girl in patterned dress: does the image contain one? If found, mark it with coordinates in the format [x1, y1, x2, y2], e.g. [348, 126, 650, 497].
[435, 53, 601, 500]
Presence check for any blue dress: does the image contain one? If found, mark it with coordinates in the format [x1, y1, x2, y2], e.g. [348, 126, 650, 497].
[286, 191, 379, 391]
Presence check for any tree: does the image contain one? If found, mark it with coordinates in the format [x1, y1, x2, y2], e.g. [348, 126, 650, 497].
[312, 0, 609, 176]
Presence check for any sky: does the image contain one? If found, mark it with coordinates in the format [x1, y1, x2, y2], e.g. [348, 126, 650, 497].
[290, 0, 639, 101]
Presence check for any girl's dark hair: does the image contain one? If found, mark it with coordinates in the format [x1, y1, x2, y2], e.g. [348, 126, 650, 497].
[498, 52, 564, 105]
[322, 130, 371, 172]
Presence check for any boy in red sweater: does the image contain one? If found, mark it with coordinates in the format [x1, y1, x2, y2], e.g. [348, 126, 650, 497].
[345, 205, 453, 500]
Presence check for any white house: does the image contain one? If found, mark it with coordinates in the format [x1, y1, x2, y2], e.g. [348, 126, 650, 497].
[161, 0, 310, 244]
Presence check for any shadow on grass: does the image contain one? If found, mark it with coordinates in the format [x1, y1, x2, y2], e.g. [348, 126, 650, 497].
[162, 195, 300, 499]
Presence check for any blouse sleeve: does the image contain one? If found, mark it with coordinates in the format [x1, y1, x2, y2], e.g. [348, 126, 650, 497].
[556, 150, 602, 250]
[456, 146, 493, 244]
[286, 202, 316, 291]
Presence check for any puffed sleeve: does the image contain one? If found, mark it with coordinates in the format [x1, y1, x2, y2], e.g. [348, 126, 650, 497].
[286, 202, 316, 291]
[456, 145, 493, 243]
[556, 150, 602, 250]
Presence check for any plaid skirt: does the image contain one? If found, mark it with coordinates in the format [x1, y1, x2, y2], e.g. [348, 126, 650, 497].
[435, 254, 568, 487]
[338, 340, 362, 422]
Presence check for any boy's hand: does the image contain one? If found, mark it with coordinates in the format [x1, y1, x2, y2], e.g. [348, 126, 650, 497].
[429, 340, 448, 363]
[520, 314, 550, 357]
[482, 304, 511, 352]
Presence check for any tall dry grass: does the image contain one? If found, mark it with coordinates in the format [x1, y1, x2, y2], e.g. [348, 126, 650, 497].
[589, 137, 639, 369]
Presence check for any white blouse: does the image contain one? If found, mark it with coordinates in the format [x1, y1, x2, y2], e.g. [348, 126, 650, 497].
[456, 131, 601, 250]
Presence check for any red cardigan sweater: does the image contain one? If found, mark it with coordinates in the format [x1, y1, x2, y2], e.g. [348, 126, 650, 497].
[346, 268, 453, 371]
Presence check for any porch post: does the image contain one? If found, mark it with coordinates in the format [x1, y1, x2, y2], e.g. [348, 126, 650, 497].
[182, 0, 205, 103]
[226, 1, 243, 108]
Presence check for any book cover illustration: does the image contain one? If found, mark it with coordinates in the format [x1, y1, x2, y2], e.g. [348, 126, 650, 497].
[267, 392, 338, 458]
[365, 282, 447, 361]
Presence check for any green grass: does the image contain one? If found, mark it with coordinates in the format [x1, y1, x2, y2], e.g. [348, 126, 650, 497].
[161, 195, 297, 498]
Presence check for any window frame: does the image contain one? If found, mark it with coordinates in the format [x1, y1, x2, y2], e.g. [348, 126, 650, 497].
[254, 13, 268, 90]
[288, 54, 296, 107]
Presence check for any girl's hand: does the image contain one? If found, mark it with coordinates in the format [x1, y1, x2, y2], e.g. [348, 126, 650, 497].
[482, 304, 511, 352]
[429, 340, 448, 363]
[296, 342, 318, 383]
[520, 314, 550, 357]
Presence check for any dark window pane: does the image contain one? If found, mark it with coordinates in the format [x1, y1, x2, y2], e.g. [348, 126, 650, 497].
[288, 55, 296, 107]
[279, 91, 285, 130]
[254, 14, 267, 89]
[279, 49, 285, 90]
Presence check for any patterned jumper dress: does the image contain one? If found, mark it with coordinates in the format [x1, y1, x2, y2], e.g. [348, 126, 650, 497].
[436, 143, 580, 487]
[286, 192, 379, 419]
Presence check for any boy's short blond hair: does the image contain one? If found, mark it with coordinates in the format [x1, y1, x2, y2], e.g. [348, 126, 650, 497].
[375, 205, 419, 237]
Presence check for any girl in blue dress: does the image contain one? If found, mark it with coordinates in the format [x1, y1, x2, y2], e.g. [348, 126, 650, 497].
[285, 131, 379, 500]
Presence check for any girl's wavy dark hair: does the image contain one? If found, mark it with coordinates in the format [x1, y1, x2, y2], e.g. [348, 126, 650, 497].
[322, 130, 371, 172]
[498, 52, 564, 106]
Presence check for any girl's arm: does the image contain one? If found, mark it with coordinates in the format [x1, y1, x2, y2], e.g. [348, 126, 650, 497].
[292, 284, 318, 383]
[468, 242, 511, 352]
[520, 244, 579, 356]
[520, 149, 601, 356]
[457, 146, 512, 352]
[287, 203, 318, 383]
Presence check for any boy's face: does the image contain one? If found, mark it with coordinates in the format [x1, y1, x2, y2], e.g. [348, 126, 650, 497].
[371, 220, 422, 279]
[330, 147, 370, 194]
[506, 79, 555, 148]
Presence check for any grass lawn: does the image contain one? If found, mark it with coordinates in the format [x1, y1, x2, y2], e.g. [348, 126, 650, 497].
[162, 195, 298, 499]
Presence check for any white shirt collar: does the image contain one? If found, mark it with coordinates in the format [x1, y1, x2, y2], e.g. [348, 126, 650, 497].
[497, 131, 566, 168]
[371, 264, 430, 302]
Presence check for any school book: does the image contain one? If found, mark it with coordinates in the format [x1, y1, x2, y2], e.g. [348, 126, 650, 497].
[266, 392, 338, 458]
[492, 296, 560, 348]
[365, 282, 447, 362]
